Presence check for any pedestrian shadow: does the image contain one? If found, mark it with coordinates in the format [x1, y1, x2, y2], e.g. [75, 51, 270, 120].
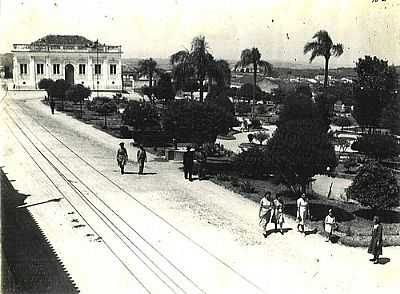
[263, 228, 293, 237]
[125, 172, 157, 175]
[305, 228, 318, 236]
[16, 198, 62, 209]
[377, 257, 390, 265]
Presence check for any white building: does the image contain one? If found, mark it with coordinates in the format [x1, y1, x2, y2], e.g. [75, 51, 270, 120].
[12, 35, 122, 91]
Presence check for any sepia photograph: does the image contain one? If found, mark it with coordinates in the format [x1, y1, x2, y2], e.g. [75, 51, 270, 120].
[0, 0, 399, 293]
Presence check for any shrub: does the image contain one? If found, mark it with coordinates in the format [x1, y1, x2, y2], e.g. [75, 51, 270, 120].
[250, 119, 262, 129]
[216, 174, 231, 182]
[240, 181, 256, 193]
[346, 161, 400, 210]
[351, 134, 399, 160]
[253, 131, 270, 145]
[231, 177, 240, 187]
[236, 102, 251, 115]
[122, 101, 160, 131]
[233, 147, 272, 179]
[120, 126, 131, 138]
[276, 190, 302, 200]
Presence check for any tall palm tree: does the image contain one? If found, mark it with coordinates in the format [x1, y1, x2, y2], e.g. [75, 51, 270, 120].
[304, 30, 343, 88]
[235, 48, 272, 117]
[170, 35, 214, 102]
[137, 58, 162, 88]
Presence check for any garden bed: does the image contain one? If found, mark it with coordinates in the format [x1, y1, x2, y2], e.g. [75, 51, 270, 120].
[210, 174, 400, 247]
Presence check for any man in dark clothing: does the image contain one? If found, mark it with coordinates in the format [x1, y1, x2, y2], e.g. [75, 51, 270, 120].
[50, 98, 56, 115]
[116, 142, 128, 175]
[137, 145, 147, 175]
[183, 146, 194, 181]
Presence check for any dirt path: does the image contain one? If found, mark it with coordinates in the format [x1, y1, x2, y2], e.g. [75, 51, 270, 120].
[1, 90, 399, 294]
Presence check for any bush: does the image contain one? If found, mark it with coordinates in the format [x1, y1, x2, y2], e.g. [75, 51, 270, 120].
[253, 131, 270, 145]
[231, 177, 240, 187]
[351, 134, 399, 160]
[247, 133, 254, 143]
[233, 147, 272, 179]
[122, 101, 160, 131]
[132, 130, 171, 147]
[120, 126, 131, 138]
[347, 161, 400, 211]
[240, 181, 256, 193]
[250, 119, 262, 129]
[236, 102, 251, 115]
[276, 190, 302, 200]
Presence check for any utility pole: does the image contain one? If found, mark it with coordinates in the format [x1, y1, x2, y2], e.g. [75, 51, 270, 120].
[96, 39, 99, 98]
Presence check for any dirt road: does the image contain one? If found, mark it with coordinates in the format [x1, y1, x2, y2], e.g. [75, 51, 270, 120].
[1, 90, 399, 293]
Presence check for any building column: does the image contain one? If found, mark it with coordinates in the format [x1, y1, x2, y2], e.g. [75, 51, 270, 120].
[30, 56, 36, 88]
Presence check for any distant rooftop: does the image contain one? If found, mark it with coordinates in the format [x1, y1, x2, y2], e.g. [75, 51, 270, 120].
[31, 35, 94, 45]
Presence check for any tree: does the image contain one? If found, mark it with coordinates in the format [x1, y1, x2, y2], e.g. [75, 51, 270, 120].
[333, 116, 351, 129]
[267, 119, 337, 192]
[65, 84, 91, 118]
[247, 133, 254, 143]
[346, 161, 400, 211]
[238, 83, 262, 103]
[253, 131, 270, 145]
[137, 58, 162, 88]
[38, 78, 54, 98]
[170, 35, 213, 102]
[207, 59, 232, 92]
[235, 48, 272, 117]
[233, 147, 273, 179]
[154, 72, 176, 102]
[353, 56, 398, 129]
[95, 98, 117, 128]
[351, 134, 399, 160]
[122, 101, 159, 130]
[343, 156, 357, 173]
[304, 30, 343, 88]
[48, 79, 69, 110]
[205, 86, 234, 114]
[162, 100, 237, 144]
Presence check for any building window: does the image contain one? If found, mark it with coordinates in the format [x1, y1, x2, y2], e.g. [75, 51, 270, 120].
[95, 64, 101, 75]
[110, 64, 117, 75]
[36, 64, 44, 75]
[79, 64, 86, 75]
[53, 64, 60, 75]
[20, 64, 28, 75]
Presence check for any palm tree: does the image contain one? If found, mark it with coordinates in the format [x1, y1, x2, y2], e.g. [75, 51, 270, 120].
[235, 48, 272, 117]
[207, 59, 232, 92]
[170, 35, 214, 102]
[304, 30, 343, 88]
[137, 58, 162, 88]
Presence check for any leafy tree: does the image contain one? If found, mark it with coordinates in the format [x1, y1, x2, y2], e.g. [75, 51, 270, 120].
[343, 156, 357, 173]
[333, 116, 351, 129]
[304, 30, 343, 88]
[347, 161, 400, 211]
[238, 83, 262, 103]
[154, 72, 176, 102]
[267, 119, 337, 192]
[235, 48, 272, 117]
[141, 85, 155, 103]
[48, 79, 69, 110]
[205, 86, 234, 114]
[253, 131, 270, 145]
[95, 98, 117, 128]
[137, 58, 162, 88]
[236, 102, 251, 115]
[122, 101, 159, 130]
[162, 100, 237, 144]
[65, 84, 91, 118]
[207, 59, 232, 92]
[171, 35, 229, 102]
[233, 147, 273, 179]
[353, 56, 398, 129]
[380, 96, 400, 135]
[250, 118, 262, 129]
[351, 134, 399, 160]
[38, 78, 54, 98]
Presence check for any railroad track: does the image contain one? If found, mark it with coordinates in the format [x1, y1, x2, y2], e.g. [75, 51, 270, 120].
[3, 99, 266, 293]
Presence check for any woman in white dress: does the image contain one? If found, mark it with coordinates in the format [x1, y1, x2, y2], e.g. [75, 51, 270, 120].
[324, 209, 337, 242]
[296, 193, 310, 235]
[274, 196, 285, 234]
[259, 192, 273, 234]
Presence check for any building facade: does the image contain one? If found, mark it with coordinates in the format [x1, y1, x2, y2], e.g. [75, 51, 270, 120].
[12, 35, 122, 91]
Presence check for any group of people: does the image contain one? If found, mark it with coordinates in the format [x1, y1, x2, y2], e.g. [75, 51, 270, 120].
[183, 145, 207, 181]
[116, 142, 147, 175]
[259, 191, 385, 264]
[258, 191, 285, 235]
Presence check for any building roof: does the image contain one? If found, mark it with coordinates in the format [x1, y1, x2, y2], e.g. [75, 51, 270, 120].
[31, 35, 94, 45]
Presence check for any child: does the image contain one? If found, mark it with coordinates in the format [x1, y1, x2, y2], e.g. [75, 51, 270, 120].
[324, 209, 337, 242]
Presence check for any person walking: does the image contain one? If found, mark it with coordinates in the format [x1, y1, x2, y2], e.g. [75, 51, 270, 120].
[116, 142, 128, 175]
[50, 98, 55, 115]
[368, 216, 383, 264]
[259, 192, 273, 236]
[183, 146, 194, 181]
[273, 195, 285, 234]
[324, 209, 337, 242]
[297, 193, 310, 236]
[195, 146, 207, 181]
[137, 145, 147, 175]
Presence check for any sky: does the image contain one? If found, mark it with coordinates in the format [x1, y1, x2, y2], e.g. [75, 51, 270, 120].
[1, 0, 399, 67]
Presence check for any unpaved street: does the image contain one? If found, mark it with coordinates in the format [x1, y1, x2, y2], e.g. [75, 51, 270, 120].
[1, 90, 399, 294]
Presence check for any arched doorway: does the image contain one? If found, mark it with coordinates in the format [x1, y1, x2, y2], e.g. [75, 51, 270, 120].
[65, 64, 74, 86]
